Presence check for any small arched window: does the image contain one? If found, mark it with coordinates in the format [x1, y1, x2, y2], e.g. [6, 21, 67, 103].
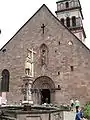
[70, 1, 75, 7]
[60, 3, 64, 9]
[66, 2, 69, 8]
[1, 69, 10, 92]
[60, 18, 64, 25]
[40, 44, 48, 66]
[66, 17, 70, 27]
[72, 16, 76, 26]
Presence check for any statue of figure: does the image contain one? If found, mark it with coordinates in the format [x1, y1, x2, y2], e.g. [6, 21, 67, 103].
[25, 49, 36, 77]
[25, 56, 32, 76]
[41, 55, 46, 65]
[40, 44, 48, 66]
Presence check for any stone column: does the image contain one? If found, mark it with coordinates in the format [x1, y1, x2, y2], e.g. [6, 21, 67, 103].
[23, 48, 36, 104]
[23, 76, 33, 104]
[2, 92, 7, 105]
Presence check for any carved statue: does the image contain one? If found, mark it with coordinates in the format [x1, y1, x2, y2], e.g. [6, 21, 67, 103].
[25, 56, 32, 76]
[40, 44, 48, 66]
[25, 49, 36, 77]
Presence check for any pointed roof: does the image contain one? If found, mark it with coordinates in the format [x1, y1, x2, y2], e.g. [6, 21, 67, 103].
[56, 0, 70, 3]
[0, 4, 89, 51]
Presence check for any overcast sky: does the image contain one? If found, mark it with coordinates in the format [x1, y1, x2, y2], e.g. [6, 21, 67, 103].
[0, 0, 90, 49]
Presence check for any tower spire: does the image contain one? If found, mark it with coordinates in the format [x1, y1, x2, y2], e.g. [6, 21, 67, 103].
[56, 0, 86, 42]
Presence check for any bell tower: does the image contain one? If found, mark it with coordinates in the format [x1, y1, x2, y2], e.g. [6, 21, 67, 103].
[55, 0, 86, 42]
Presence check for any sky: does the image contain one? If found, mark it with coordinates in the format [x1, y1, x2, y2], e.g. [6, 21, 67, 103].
[0, 0, 90, 49]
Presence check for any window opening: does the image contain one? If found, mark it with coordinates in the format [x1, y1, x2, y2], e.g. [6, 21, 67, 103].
[1, 69, 10, 92]
[61, 18, 64, 25]
[66, 2, 69, 8]
[70, 66, 74, 71]
[72, 16, 76, 26]
[59, 41, 60, 45]
[66, 17, 70, 27]
[40, 44, 48, 66]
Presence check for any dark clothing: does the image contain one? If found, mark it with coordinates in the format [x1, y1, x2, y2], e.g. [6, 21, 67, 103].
[71, 103, 74, 107]
[80, 111, 83, 118]
[76, 106, 79, 113]
[75, 111, 83, 120]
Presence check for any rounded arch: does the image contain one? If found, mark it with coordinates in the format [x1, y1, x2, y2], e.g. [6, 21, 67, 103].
[40, 43, 48, 51]
[60, 3, 64, 9]
[1, 69, 10, 92]
[72, 16, 76, 26]
[32, 76, 55, 104]
[65, 2, 69, 8]
[60, 18, 64, 25]
[66, 17, 70, 27]
[32, 76, 55, 90]
[70, 0, 75, 7]
[40, 43, 48, 66]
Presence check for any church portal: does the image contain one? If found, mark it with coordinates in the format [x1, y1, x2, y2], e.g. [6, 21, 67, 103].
[32, 76, 55, 104]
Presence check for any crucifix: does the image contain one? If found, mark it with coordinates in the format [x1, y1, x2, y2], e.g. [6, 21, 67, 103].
[25, 48, 36, 77]
[23, 48, 36, 104]
[41, 24, 45, 34]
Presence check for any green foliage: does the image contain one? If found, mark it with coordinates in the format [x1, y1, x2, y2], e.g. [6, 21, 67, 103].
[83, 102, 90, 119]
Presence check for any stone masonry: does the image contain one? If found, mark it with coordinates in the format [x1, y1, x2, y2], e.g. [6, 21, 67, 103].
[0, 5, 90, 105]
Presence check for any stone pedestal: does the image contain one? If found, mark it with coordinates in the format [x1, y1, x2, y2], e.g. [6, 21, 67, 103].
[2, 92, 7, 105]
[22, 76, 34, 105]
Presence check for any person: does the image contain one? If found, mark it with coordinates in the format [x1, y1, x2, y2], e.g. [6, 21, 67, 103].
[75, 108, 83, 120]
[75, 99, 80, 112]
[70, 99, 74, 110]
[45, 98, 48, 104]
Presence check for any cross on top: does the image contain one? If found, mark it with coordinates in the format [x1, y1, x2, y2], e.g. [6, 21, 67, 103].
[41, 24, 45, 34]
[27, 48, 36, 62]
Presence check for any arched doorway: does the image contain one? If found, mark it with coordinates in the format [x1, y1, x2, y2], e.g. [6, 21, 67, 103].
[41, 89, 50, 104]
[32, 76, 55, 104]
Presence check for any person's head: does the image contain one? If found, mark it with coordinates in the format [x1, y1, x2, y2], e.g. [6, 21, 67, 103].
[77, 107, 83, 113]
[76, 106, 80, 113]
[79, 107, 84, 112]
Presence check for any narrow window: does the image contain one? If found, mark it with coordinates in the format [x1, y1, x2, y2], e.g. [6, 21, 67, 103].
[58, 71, 60, 75]
[1, 69, 10, 92]
[66, 17, 70, 27]
[70, 1, 75, 7]
[70, 66, 74, 71]
[66, 2, 69, 8]
[72, 16, 76, 26]
[40, 44, 48, 66]
[59, 41, 60, 45]
[60, 3, 64, 9]
[61, 18, 64, 25]
[55, 50, 57, 53]
[58, 85, 60, 88]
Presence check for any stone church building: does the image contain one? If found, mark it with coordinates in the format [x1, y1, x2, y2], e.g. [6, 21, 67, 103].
[0, 0, 89, 106]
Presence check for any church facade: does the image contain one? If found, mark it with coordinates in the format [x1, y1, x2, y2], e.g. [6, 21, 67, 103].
[0, 0, 90, 105]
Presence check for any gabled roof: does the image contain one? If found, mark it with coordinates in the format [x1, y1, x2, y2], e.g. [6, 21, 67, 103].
[56, 0, 70, 3]
[0, 4, 89, 52]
